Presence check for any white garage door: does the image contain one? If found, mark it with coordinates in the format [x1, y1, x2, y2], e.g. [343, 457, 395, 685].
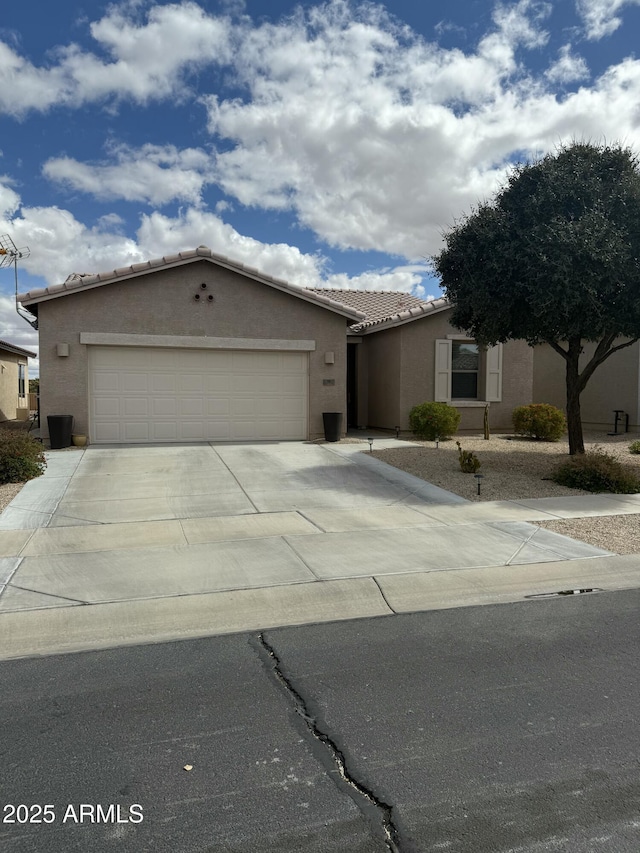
[89, 346, 308, 443]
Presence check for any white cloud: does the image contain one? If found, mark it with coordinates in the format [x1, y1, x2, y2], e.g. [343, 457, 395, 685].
[43, 144, 216, 206]
[576, 0, 640, 39]
[196, 0, 640, 260]
[6, 0, 640, 302]
[199, 1, 555, 258]
[0, 198, 145, 285]
[545, 45, 590, 84]
[136, 208, 422, 291]
[0, 3, 231, 116]
[0, 179, 21, 217]
[0, 180, 420, 308]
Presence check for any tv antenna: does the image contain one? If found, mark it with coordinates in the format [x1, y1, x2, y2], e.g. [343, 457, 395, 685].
[0, 233, 38, 330]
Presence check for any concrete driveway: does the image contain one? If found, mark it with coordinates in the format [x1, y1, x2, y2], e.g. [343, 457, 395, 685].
[1, 439, 637, 659]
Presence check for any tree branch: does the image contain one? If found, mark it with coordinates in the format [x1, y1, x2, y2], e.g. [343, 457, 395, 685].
[578, 336, 639, 391]
[546, 339, 568, 359]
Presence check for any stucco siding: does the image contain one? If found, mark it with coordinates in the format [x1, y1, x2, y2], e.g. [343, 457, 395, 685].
[364, 327, 402, 428]
[37, 261, 348, 441]
[398, 312, 534, 433]
[533, 341, 640, 430]
[492, 339, 534, 432]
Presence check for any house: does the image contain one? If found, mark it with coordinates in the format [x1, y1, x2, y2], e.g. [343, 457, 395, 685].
[0, 339, 36, 423]
[17, 247, 533, 444]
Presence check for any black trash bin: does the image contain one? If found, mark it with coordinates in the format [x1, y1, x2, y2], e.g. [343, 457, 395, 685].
[322, 412, 343, 443]
[47, 415, 74, 449]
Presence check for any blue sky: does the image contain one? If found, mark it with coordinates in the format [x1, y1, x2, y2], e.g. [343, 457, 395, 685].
[2, 0, 640, 371]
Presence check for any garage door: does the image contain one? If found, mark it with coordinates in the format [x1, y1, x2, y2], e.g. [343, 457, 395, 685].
[89, 346, 308, 443]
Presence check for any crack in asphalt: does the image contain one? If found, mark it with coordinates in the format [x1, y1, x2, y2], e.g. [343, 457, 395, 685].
[255, 632, 403, 853]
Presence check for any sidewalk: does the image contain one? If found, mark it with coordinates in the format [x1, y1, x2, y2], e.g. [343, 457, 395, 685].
[1, 439, 639, 660]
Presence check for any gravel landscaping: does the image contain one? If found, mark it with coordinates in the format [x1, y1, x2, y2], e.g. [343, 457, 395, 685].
[371, 431, 640, 555]
[0, 482, 23, 514]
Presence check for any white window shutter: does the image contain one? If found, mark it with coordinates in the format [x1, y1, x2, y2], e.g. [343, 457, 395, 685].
[434, 339, 452, 402]
[485, 343, 503, 402]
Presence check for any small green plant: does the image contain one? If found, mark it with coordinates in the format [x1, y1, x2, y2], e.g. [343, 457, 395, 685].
[0, 429, 46, 484]
[551, 448, 640, 494]
[629, 439, 640, 455]
[513, 403, 566, 441]
[456, 441, 481, 473]
[409, 402, 460, 441]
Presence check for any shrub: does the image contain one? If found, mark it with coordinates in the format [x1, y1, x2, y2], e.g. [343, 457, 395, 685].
[513, 403, 566, 441]
[629, 440, 640, 455]
[456, 441, 481, 473]
[551, 448, 640, 494]
[0, 429, 46, 484]
[409, 402, 460, 441]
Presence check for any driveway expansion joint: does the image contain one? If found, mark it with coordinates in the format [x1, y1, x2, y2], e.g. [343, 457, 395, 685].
[255, 632, 404, 853]
[207, 443, 260, 513]
[6, 584, 89, 605]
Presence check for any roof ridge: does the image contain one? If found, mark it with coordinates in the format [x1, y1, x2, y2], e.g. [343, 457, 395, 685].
[350, 295, 451, 332]
[17, 248, 366, 321]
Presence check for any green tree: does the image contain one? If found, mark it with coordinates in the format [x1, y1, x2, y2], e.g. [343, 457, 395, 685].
[433, 142, 640, 455]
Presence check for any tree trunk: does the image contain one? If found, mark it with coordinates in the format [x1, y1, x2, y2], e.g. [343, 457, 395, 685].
[565, 344, 585, 455]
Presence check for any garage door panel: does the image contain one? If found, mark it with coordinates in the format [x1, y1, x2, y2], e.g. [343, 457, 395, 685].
[181, 421, 205, 440]
[282, 375, 306, 393]
[232, 352, 262, 371]
[280, 398, 307, 416]
[121, 373, 149, 393]
[231, 398, 256, 416]
[93, 423, 120, 442]
[233, 421, 258, 439]
[152, 423, 178, 441]
[180, 398, 204, 416]
[149, 349, 177, 369]
[206, 398, 231, 416]
[150, 398, 176, 417]
[123, 423, 150, 441]
[94, 398, 121, 417]
[287, 353, 307, 371]
[204, 375, 231, 393]
[206, 423, 232, 440]
[123, 398, 149, 417]
[150, 374, 177, 393]
[183, 374, 204, 392]
[90, 346, 309, 443]
[93, 372, 120, 392]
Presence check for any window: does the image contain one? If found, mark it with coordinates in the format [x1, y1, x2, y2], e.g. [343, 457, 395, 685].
[434, 339, 503, 403]
[18, 363, 25, 397]
[451, 342, 479, 399]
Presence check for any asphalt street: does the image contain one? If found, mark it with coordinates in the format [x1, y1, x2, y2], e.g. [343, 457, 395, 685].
[2, 590, 640, 852]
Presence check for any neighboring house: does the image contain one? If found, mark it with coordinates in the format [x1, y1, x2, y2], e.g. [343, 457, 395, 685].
[17, 247, 533, 444]
[0, 339, 36, 423]
[533, 340, 640, 433]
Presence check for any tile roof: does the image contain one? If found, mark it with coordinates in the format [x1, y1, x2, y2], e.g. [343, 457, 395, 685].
[304, 288, 430, 324]
[16, 246, 453, 333]
[17, 247, 366, 322]
[0, 339, 36, 358]
[305, 288, 451, 333]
